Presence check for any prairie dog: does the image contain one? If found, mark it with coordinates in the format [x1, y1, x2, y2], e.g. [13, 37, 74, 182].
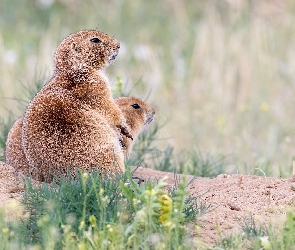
[115, 97, 155, 157]
[20, 30, 133, 180]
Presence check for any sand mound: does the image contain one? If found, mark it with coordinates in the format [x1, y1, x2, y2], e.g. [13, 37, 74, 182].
[134, 167, 295, 244]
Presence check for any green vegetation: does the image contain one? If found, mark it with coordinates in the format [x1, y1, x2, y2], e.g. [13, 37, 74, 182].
[0, 169, 209, 249]
[216, 211, 295, 249]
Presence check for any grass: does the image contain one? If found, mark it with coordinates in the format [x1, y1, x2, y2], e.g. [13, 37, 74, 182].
[216, 211, 295, 250]
[0, 169, 208, 249]
[175, 149, 228, 177]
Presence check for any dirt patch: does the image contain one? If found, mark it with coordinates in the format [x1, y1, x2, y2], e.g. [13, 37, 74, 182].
[0, 162, 24, 204]
[1, 162, 295, 245]
[134, 167, 295, 245]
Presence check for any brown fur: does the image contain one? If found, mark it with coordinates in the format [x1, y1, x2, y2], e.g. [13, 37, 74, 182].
[115, 97, 155, 157]
[14, 30, 133, 181]
[5, 117, 28, 175]
[6, 97, 155, 180]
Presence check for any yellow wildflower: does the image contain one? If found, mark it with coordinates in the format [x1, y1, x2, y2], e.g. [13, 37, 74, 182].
[89, 215, 97, 227]
[82, 172, 88, 179]
[159, 194, 172, 226]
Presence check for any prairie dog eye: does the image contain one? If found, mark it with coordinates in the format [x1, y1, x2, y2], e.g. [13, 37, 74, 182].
[90, 37, 102, 43]
[131, 104, 140, 109]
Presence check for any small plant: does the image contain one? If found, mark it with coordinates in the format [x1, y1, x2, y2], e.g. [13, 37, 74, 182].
[237, 214, 268, 239]
[266, 210, 295, 250]
[249, 158, 273, 177]
[217, 210, 295, 250]
[120, 172, 197, 249]
[177, 149, 228, 177]
[217, 234, 243, 250]
[167, 172, 215, 222]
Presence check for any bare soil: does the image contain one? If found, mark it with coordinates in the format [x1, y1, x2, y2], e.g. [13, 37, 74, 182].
[0, 162, 24, 203]
[1, 162, 295, 246]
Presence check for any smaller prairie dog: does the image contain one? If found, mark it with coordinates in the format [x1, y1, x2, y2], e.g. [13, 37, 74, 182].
[115, 97, 155, 157]
[5, 97, 155, 179]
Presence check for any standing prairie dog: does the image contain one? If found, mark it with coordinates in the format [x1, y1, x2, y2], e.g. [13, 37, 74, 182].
[6, 97, 155, 181]
[19, 30, 133, 180]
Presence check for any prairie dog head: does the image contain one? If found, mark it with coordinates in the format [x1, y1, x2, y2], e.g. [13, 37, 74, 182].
[54, 30, 120, 78]
[115, 97, 155, 155]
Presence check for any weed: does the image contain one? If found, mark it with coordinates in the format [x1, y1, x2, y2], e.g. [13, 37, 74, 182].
[217, 210, 295, 249]
[177, 149, 228, 177]
[237, 214, 268, 239]
[216, 234, 243, 250]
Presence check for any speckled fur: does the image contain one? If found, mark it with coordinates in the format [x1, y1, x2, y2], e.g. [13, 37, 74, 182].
[5, 116, 28, 175]
[115, 97, 155, 157]
[6, 97, 155, 180]
[10, 30, 133, 181]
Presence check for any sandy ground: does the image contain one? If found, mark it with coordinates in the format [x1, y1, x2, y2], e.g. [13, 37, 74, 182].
[0, 162, 24, 203]
[134, 167, 295, 245]
[1, 161, 295, 245]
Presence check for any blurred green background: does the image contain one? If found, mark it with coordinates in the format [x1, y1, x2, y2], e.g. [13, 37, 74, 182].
[1, 0, 295, 176]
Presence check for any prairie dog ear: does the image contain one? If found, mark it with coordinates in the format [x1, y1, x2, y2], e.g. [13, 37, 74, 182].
[71, 42, 81, 53]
